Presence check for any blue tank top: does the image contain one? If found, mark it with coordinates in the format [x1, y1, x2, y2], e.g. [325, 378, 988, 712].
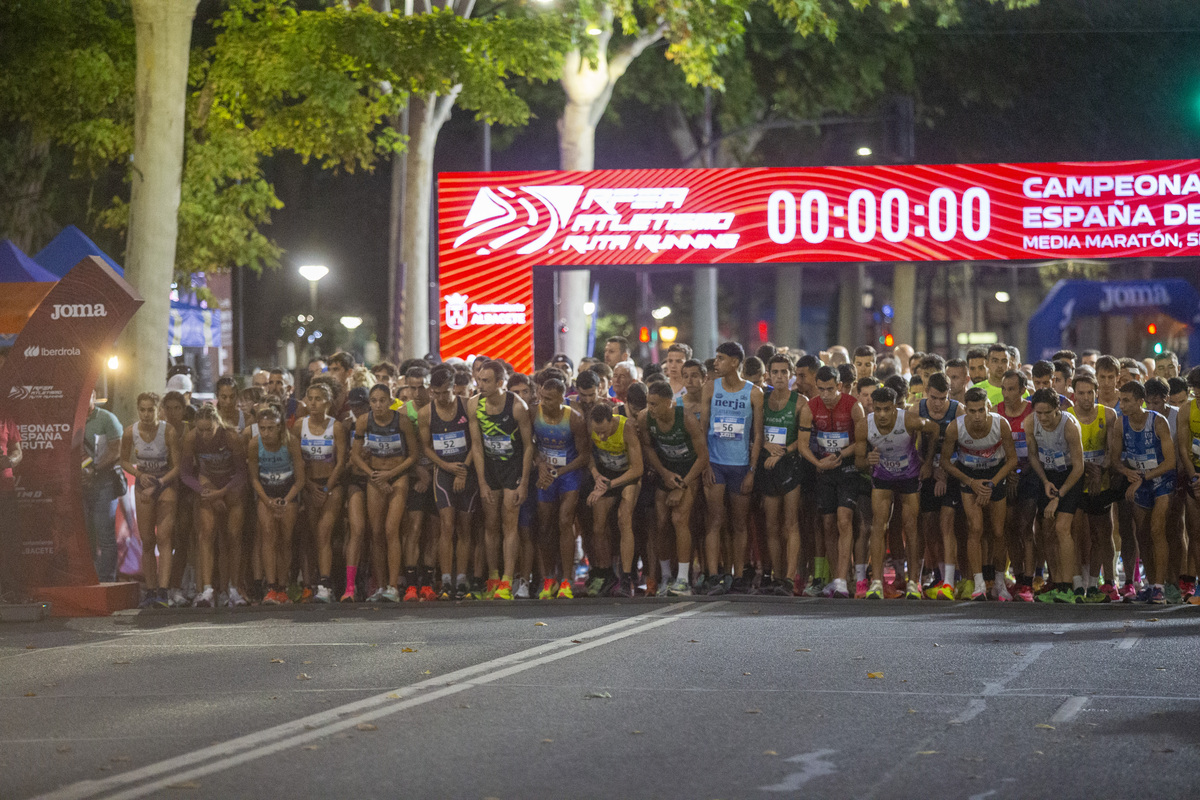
[258, 437, 294, 489]
[708, 379, 753, 466]
[1121, 410, 1165, 471]
[534, 405, 577, 468]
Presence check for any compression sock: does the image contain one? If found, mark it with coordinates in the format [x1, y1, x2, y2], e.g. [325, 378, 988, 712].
[943, 564, 955, 585]
[404, 566, 418, 588]
[345, 565, 358, 592]
[677, 562, 690, 583]
[855, 564, 867, 583]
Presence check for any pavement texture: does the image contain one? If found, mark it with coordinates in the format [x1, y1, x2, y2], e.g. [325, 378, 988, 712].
[3, 597, 1200, 800]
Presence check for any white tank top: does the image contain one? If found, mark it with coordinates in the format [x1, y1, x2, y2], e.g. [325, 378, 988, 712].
[956, 414, 1005, 470]
[300, 416, 336, 463]
[866, 409, 920, 480]
[1033, 411, 1070, 472]
[133, 421, 169, 477]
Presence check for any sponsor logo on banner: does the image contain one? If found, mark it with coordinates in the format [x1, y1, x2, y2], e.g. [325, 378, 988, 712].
[1098, 284, 1171, 313]
[13, 476, 52, 505]
[23, 345, 83, 358]
[445, 293, 469, 330]
[17, 423, 71, 451]
[50, 303, 107, 321]
[8, 385, 65, 401]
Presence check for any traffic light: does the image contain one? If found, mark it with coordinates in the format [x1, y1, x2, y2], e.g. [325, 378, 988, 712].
[758, 320, 770, 342]
[1147, 323, 1157, 335]
[638, 326, 651, 344]
[1154, 342, 1164, 355]
[884, 333, 895, 348]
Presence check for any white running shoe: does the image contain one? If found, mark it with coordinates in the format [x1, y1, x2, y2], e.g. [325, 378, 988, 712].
[193, 586, 215, 608]
[380, 585, 401, 603]
[314, 585, 332, 603]
[514, 578, 530, 599]
[993, 582, 1013, 602]
[227, 586, 248, 607]
[365, 587, 385, 603]
[169, 588, 187, 608]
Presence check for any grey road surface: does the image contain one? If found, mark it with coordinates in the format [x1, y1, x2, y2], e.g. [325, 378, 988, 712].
[3, 598, 1199, 800]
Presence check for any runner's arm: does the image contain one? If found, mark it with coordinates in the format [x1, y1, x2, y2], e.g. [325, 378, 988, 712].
[994, 418, 1019, 484]
[1060, 415, 1086, 495]
[1175, 402, 1196, 483]
[610, 426, 643, 489]
[561, 408, 591, 477]
[1145, 415, 1176, 480]
[797, 403, 819, 467]
[682, 409, 709, 486]
[1023, 416, 1050, 486]
[747, 386, 764, 470]
[286, 434, 306, 503]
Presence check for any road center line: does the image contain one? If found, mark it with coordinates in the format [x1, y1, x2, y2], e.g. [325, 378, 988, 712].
[1049, 695, 1089, 723]
[949, 643, 1053, 724]
[1116, 633, 1143, 650]
[34, 602, 718, 800]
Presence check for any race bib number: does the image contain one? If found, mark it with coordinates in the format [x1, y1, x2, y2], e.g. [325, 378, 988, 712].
[1012, 431, 1028, 460]
[1126, 455, 1159, 471]
[1083, 449, 1106, 465]
[713, 415, 745, 440]
[597, 449, 629, 472]
[880, 454, 910, 474]
[1192, 437, 1200, 460]
[139, 457, 167, 474]
[261, 469, 293, 487]
[432, 430, 468, 456]
[765, 426, 788, 446]
[960, 451, 995, 469]
[366, 432, 403, 456]
[815, 430, 849, 455]
[543, 447, 568, 467]
[1039, 450, 1068, 471]
[483, 435, 514, 457]
[658, 442, 691, 461]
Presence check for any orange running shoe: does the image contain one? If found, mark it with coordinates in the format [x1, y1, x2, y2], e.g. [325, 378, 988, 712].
[419, 585, 437, 601]
[494, 580, 513, 600]
[403, 585, 419, 602]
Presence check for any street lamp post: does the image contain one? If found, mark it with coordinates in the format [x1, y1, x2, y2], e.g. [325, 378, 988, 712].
[298, 264, 329, 312]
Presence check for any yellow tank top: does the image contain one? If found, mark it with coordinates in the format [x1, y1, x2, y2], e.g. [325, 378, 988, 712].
[1069, 405, 1108, 491]
[592, 415, 630, 474]
[1187, 399, 1200, 468]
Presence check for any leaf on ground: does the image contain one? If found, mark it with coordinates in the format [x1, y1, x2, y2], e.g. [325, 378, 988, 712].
[1036, 724, 1055, 730]
[743, 672, 751, 676]
[24, 692, 36, 697]
[270, 659, 285, 664]
[458, 703, 470, 709]
[423, 670, 431, 675]
[401, 648, 416, 653]
[745, 709, 762, 714]
[867, 672, 884, 679]
[571, 639, 583, 644]
[631, 730, 643, 735]
[795, 648, 811, 652]
[917, 751, 939, 755]
[24, 645, 36, 649]
[688, 639, 699, 643]
[1033, 750, 1045, 755]
[297, 673, 311, 681]
[387, 693, 400, 699]
[542, 738, 553, 743]
[933, 643, 940, 647]
[907, 709, 917, 714]
[764, 750, 778, 756]
[534, 622, 547, 627]
[166, 781, 201, 789]
[303, 745, 319, 751]
[1148, 618, 1160, 622]
[355, 723, 377, 732]
[586, 691, 612, 699]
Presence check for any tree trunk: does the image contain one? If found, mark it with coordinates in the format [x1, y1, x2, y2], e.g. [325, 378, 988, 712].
[119, 0, 198, 421]
[3, 130, 51, 253]
[400, 92, 455, 361]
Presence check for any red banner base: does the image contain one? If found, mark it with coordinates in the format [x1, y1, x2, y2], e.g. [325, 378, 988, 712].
[31, 582, 140, 617]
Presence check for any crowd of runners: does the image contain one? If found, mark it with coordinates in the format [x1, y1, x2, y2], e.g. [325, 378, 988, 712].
[113, 335, 1200, 608]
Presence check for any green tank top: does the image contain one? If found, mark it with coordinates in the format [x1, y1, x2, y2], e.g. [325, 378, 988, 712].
[762, 390, 799, 448]
[647, 406, 696, 468]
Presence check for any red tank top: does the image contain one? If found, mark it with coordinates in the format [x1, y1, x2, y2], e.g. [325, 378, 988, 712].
[808, 393, 857, 457]
[998, 400, 1032, 463]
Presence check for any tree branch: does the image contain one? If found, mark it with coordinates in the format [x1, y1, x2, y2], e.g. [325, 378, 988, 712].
[585, 23, 665, 128]
[434, 87, 461, 131]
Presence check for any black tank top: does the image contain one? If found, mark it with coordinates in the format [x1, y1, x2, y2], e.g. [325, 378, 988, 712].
[429, 397, 471, 464]
[477, 392, 522, 462]
[363, 410, 406, 458]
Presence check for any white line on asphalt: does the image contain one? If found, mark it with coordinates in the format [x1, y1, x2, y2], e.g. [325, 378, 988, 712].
[1049, 695, 1089, 723]
[32, 602, 719, 800]
[81, 642, 428, 648]
[1116, 633, 1143, 650]
[1154, 604, 1192, 614]
[949, 643, 1052, 724]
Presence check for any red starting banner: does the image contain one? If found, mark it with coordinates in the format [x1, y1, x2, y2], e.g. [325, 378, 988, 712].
[437, 159, 1200, 371]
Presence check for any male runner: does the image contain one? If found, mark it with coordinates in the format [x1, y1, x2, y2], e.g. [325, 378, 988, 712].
[664, 343, 692, 400]
[853, 346, 876, 380]
[1025, 388, 1086, 603]
[1032, 360, 1073, 410]
[587, 403, 643, 597]
[945, 358, 970, 404]
[966, 348, 989, 387]
[974, 344, 1008, 407]
[756, 355, 806, 594]
[918, 372, 964, 600]
[1068, 372, 1120, 602]
[998, 369, 1037, 600]
[699, 341, 764, 594]
[941, 387, 1020, 600]
[532, 377, 590, 599]
[679, 359, 707, 421]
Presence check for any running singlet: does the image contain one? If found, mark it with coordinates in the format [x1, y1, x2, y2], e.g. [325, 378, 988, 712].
[974, 380, 1004, 408]
[867, 409, 920, 481]
[593, 415, 632, 475]
[708, 380, 753, 466]
[808, 393, 857, 458]
[1121, 410, 1166, 472]
[258, 436, 295, 491]
[1189, 399, 1200, 468]
[1033, 411, 1071, 472]
[648, 406, 697, 471]
[300, 417, 337, 463]
[183, 427, 242, 491]
[1069, 407, 1110, 493]
[918, 398, 960, 467]
[762, 391, 799, 449]
[363, 411, 406, 458]
[998, 401, 1033, 463]
[133, 421, 170, 477]
[477, 392, 522, 462]
[1166, 405, 1179, 440]
[429, 398, 471, 463]
[956, 414, 1006, 470]
[533, 405, 578, 469]
[405, 400, 434, 469]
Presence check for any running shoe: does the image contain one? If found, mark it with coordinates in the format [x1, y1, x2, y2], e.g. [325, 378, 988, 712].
[538, 578, 556, 600]
[514, 578, 531, 599]
[468, 579, 484, 601]
[1032, 575, 1046, 593]
[924, 585, 940, 600]
[298, 586, 314, 604]
[905, 580, 923, 600]
[152, 590, 170, 609]
[169, 588, 188, 608]
[1187, 594, 1200, 606]
[138, 592, 159, 610]
[779, 577, 796, 597]
[932, 582, 955, 601]
[864, 579, 884, 600]
[217, 590, 229, 607]
[613, 575, 635, 598]
[645, 577, 658, 597]
[455, 582, 471, 601]
[830, 578, 851, 599]
[380, 585, 401, 603]
[953, 578, 971, 601]
[1036, 587, 1058, 603]
[992, 583, 1013, 602]
[340, 587, 357, 603]
[1100, 583, 1120, 603]
[706, 573, 733, 596]
[556, 580, 575, 599]
[729, 574, 752, 595]
[228, 587, 249, 607]
[403, 585, 419, 602]
[586, 575, 606, 597]
[599, 574, 620, 597]
[855, 579, 869, 600]
[1120, 583, 1138, 603]
[1014, 584, 1034, 603]
[692, 572, 708, 593]
[1149, 585, 1166, 605]
[193, 587, 215, 608]
[494, 580, 513, 600]
[419, 585, 437, 602]
[656, 579, 672, 597]
[313, 585, 332, 604]
[1163, 583, 1183, 605]
[1135, 585, 1155, 603]
[666, 578, 692, 596]
[365, 587, 386, 603]
[438, 584, 454, 601]
[1180, 578, 1196, 600]
[1081, 587, 1105, 604]
[262, 589, 283, 605]
[802, 579, 824, 598]
[483, 578, 499, 600]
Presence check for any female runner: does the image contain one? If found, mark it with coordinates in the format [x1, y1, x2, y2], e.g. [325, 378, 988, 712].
[249, 406, 305, 604]
[298, 382, 348, 602]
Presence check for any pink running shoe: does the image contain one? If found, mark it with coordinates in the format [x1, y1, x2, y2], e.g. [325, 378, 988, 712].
[855, 579, 869, 599]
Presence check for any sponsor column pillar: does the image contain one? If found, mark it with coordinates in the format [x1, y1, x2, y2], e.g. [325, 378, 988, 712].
[775, 266, 802, 350]
[694, 268, 719, 359]
[892, 263, 916, 352]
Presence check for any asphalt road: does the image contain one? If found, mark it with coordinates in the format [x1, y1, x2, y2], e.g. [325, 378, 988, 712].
[3, 597, 1199, 800]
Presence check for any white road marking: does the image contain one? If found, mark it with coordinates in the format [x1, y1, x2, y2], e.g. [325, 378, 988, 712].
[1049, 695, 1089, 723]
[758, 749, 838, 792]
[1154, 604, 1191, 614]
[1116, 633, 1143, 650]
[33, 602, 720, 800]
[950, 643, 1053, 724]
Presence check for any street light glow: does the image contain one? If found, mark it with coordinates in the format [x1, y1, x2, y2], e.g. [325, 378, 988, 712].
[995, 291, 1011, 303]
[856, 146, 872, 157]
[298, 264, 329, 282]
[107, 355, 119, 370]
[586, 26, 603, 35]
[658, 326, 678, 344]
[340, 316, 363, 330]
[651, 305, 671, 320]
[583, 301, 596, 315]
